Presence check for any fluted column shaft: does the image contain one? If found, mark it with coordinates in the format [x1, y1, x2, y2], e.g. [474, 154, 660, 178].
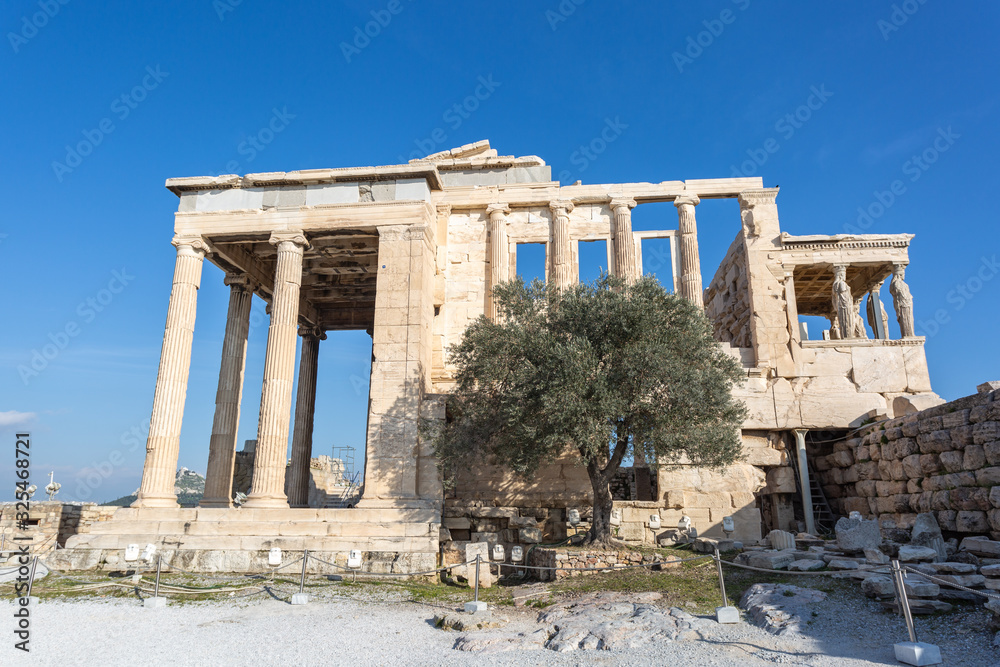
[286, 327, 323, 508]
[244, 232, 308, 509]
[549, 201, 574, 290]
[486, 203, 510, 320]
[201, 274, 254, 508]
[610, 198, 638, 282]
[675, 195, 704, 308]
[133, 238, 208, 508]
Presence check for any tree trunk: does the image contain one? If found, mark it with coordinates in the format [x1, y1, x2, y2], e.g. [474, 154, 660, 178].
[588, 466, 615, 545]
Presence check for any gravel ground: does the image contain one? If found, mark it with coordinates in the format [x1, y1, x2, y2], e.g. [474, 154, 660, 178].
[2, 584, 998, 666]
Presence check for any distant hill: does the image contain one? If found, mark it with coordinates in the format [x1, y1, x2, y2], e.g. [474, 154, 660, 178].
[104, 468, 205, 507]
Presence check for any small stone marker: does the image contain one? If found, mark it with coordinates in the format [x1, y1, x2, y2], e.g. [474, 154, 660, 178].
[464, 600, 488, 614]
[291, 593, 309, 605]
[894, 641, 942, 666]
[144, 597, 167, 608]
[715, 606, 740, 624]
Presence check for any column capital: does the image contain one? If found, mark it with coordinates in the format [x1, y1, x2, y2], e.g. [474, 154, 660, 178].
[609, 197, 637, 212]
[486, 202, 510, 219]
[269, 231, 309, 249]
[673, 194, 700, 208]
[223, 272, 252, 289]
[435, 202, 452, 217]
[171, 235, 211, 256]
[549, 200, 574, 215]
[298, 324, 327, 340]
[737, 187, 779, 209]
[892, 262, 908, 275]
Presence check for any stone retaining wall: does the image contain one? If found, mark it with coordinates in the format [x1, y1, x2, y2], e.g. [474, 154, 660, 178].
[813, 384, 1000, 537]
[527, 546, 679, 582]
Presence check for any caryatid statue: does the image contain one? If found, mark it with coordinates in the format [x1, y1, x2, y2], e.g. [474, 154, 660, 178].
[889, 264, 915, 337]
[831, 265, 854, 339]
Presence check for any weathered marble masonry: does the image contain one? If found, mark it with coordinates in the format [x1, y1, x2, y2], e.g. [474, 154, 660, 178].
[57, 140, 943, 571]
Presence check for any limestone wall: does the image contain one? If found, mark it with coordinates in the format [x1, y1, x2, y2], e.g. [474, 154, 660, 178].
[0, 502, 116, 555]
[813, 385, 1000, 538]
[705, 233, 752, 348]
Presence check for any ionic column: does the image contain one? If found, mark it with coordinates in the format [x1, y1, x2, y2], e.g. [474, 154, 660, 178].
[133, 237, 209, 508]
[610, 198, 638, 282]
[286, 325, 324, 508]
[201, 274, 254, 508]
[243, 232, 309, 509]
[549, 200, 574, 290]
[486, 203, 510, 320]
[674, 195, 704, 308]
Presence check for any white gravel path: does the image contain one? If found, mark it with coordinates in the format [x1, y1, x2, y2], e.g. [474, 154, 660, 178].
[2, 590, 998, 666]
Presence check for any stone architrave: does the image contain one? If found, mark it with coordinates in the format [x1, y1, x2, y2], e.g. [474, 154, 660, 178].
[549, 201, 574, 290]
[674, 194, 704, 308]
[244, 232, 309, 509]
[286, 325, 325, 508]
[201, 273, 254, 508]
[133, 236, 209, 508]
[890, 264, 915, 337]
[486, 203, 510, 320]
[831, 264, 854, 340]
[609, 197, 638, 282]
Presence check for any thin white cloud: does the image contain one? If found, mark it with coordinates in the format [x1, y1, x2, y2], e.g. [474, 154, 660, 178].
[0, 410, 36, 427]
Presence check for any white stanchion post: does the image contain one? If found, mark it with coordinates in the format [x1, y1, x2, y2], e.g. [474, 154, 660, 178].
[713, 549, 739, 624]
[145, 555, 166, 608]
[891, 559, 941, 666]
[291, 550, 309, 605]
[464, 554, 488, 614]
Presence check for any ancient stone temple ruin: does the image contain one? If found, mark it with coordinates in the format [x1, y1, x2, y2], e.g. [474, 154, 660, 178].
[56, 140, 946, 572]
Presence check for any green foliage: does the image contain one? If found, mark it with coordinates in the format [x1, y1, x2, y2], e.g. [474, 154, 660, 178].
[436, 273, 747, 497]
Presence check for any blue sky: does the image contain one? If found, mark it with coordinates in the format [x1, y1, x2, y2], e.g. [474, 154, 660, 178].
[1, 1, 997, 503]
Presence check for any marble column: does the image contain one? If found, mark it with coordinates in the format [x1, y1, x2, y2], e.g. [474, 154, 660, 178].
[133, 237, 209, 508]
[486, 203, 510, 320]
[201, 274, 254, 508]
[286, 325, 324, 508]
[610, 198, 638, 282]
[674, 195, 704, 308]
[244, 232, 309, 509]
[549, 200, 574, 290]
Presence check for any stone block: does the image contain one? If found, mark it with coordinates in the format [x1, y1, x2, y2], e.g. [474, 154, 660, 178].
[976, 467, 1000, 487]
[766, 530, 796, 550]
[788, 559, 824, 571]
[144, 597, 167, 609]
[960, 537, 1000, 557]
[893, 641, 942, 666]
[835, 517, 881, 552]
[746, 551, 794, 570]
[861, 575, 896, 598]
[975, 422, 1000, 445]
[898, 545, 938, 562]
[518, 528, 542, 544]
[991, 487, 1000, 509]
[715, 606, 740, 624]
[956, 511, 989, 533]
